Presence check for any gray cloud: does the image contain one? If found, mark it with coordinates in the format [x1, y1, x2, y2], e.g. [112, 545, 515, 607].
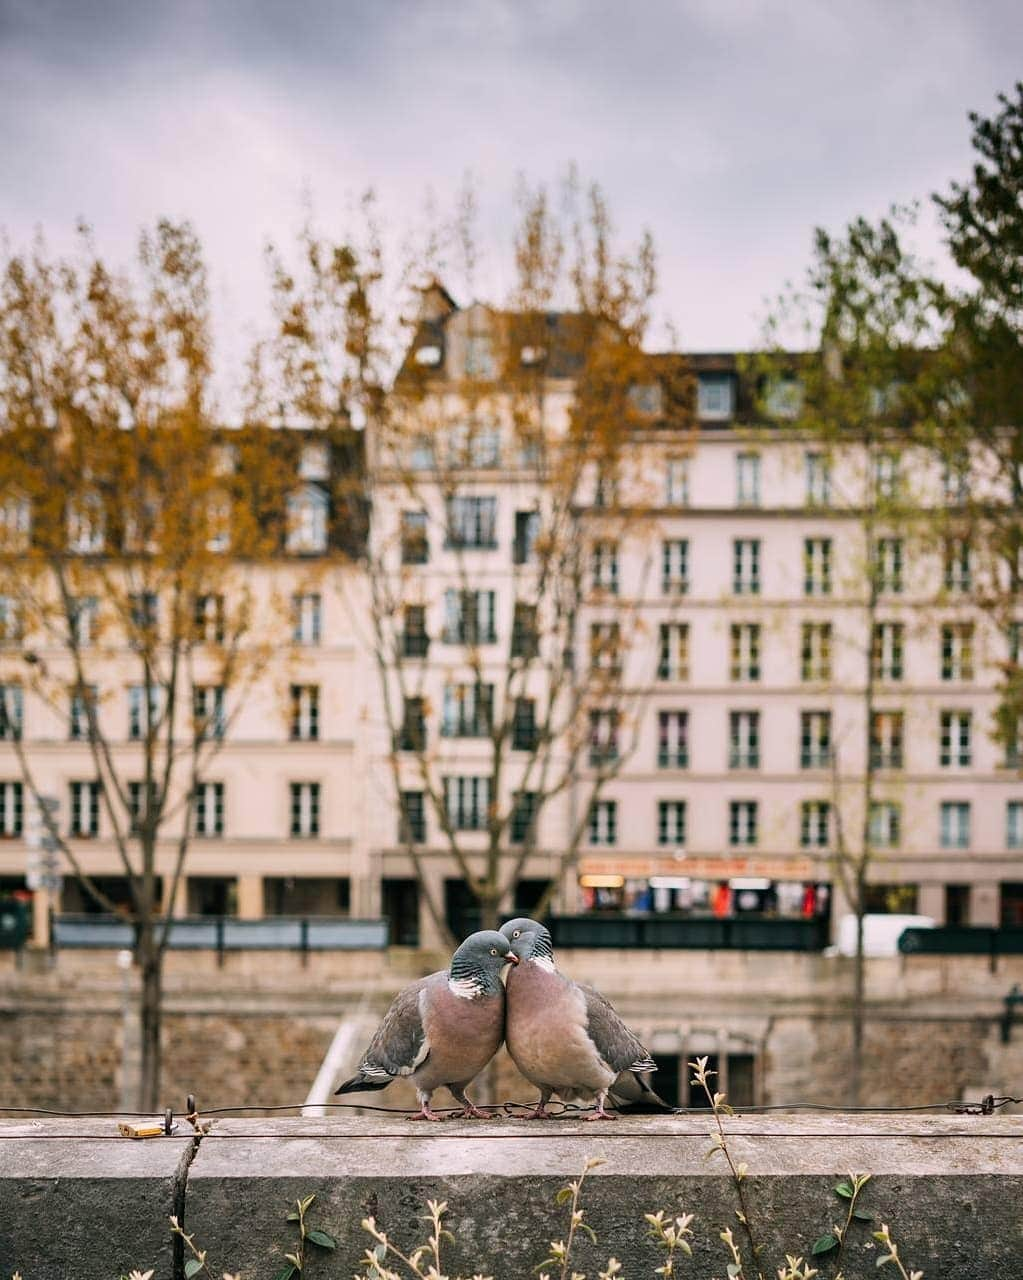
[1, 0, 1020, 380]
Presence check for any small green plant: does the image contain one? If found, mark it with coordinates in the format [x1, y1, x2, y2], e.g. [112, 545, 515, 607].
[170, 1215, 241, 1279]
[274, 1194, 337, 1279]
[536, 1155, 605, 1279]
[873, 1223, 924, 1280]
[689, 1056, 764, 1280]
[644, 1209, 695, 1277]
[809, 1172, 874, 1275]
[359, 1196, 492, 1280]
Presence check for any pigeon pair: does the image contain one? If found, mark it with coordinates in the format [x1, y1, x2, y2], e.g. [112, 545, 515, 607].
[335, 917, 666, 1121]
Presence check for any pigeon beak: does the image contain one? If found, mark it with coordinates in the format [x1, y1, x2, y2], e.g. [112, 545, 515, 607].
[505, 952, 520, 965]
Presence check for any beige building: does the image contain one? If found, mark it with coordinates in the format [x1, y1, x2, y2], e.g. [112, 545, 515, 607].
[1, 297, 1021, 949]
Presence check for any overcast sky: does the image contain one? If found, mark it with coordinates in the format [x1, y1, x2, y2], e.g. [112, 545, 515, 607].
[1, 0, 1020, 383]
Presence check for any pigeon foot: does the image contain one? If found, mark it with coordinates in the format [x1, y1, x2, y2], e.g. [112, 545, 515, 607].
[453, 1104, 493, 1119]
[410, 1106, 444, 1121]
[585, 1108, 619, 1122]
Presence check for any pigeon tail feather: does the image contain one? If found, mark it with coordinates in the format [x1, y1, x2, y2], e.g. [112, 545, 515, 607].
[335, 1072, 392, 1095]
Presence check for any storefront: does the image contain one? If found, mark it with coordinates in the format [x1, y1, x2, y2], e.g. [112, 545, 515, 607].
[578, 856, 831, 922]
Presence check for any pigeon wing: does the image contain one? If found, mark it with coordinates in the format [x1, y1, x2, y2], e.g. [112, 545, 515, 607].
[357, 978, 433, 1082]
[580, 983, 656, 1075]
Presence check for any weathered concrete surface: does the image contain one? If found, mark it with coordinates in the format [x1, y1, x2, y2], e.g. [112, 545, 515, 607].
[0, 1118, 194, 1280]
[185, 1114, 1023, 1279]
[3, 1114, 1023, 1279]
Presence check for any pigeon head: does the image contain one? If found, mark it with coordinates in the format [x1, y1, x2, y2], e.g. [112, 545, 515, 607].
[500, 917, 555, 963]
[449, 930, 518, 995]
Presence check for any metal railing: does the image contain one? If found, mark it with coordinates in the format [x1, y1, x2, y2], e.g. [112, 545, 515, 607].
[547, 914, 831, 951]
[51, 914, 389, 956]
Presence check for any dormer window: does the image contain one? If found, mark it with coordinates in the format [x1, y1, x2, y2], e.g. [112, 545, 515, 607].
[697, 373, 735, 421]
[211, 443, 238, 477]
[465, 335, 495, 380]
[763, 375, 803, 420]
[414, 344, 442, 367]
[299, 441, 330, 481]
[286, 484, 328, 555]
[628, 383, 663, 417]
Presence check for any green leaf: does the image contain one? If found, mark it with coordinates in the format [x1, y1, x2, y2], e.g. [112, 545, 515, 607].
[834, 1182, 854, 1199]
[184, 1261, 203, 1279]
[271, 1266, 297, 1280]
[812, 1234, 839, 1255]
[726, 1266, 742, 1278]
[307, 1229, 336, 1249]
[555, 1188, 574, 1204]
[853, 1208, 874, 1221]
[286, 1212, 300, 1221]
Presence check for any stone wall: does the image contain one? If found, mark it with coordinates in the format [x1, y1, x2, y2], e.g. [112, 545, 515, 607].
[3, 1114, 1023, 1280]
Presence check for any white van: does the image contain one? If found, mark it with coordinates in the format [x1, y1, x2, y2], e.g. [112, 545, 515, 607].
[829, 913, 936, 957]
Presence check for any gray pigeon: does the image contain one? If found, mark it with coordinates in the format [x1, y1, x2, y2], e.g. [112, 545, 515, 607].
[335, 929, 517, 1121]
[500, 916, 669, 1120]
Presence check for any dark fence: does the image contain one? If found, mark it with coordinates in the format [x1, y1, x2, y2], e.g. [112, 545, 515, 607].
[548, 914, 831, 951]
[899, 926, 1023, 960]
[51, 914, 389, 955]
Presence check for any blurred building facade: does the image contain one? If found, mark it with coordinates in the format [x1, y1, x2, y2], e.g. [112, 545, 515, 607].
[1, 291, 1021, 949]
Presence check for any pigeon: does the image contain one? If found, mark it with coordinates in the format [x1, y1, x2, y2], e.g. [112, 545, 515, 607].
[500, 916, 670, 1120]
[335, 929, 518, 1121]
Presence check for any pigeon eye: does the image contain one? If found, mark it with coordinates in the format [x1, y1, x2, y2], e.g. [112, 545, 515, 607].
[490, 947, 498, 955]
[512, 930, 521, 938]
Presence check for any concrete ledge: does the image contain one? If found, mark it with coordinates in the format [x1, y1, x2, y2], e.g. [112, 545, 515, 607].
[3, 1115, 1023, 1278]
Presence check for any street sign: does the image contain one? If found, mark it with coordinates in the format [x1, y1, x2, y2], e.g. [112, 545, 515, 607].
[25, 793, 62, 893]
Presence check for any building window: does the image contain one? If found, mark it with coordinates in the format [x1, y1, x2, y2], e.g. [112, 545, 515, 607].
[869, 801, 902, 848]
[940, 711, 972, 768]
[0, 781, 23, 837]
[764, 375, 803, 420]
[194, 782, 225, 837]
[66, 494, 105, 554]
[70, 780, 100, 838]
[872, 622, 904, 681]
[0, 685, 23, 740]
[729, 711, 760, 769]
[730, 624, 761, 682]
[1006, 718, 1023, 770]
[943, 458, 970, 504]
[511, 603, 539, 659]
[205, 493, 231, 554]
[399, 790, 425, 844]
[658, 623, 690, 681]
[870, 711, 904, 769]
[290, 782, 321, 837]
[591, 541, 619, 594]
[594, 465, 618, 509]
[657, 711, 689, 769]
[666, 458, 690, 506]
[1008, 801, 1023, 850]
[409, 435, 435, 471]
[69, 684, 98, 742]
[195, 593, 226, 645]
[510, 791, 538, 844]
[127, 780, 157, 836]
[800, 711, 831, 768]
[658, 800, 687, 846]
[129, 683, 165, 741]
[442, 684, 493, 738]
[512, 698, 537, 751]
[69, 595, 99, 648]
[299, 440, 330, 481]
[444, 776, 490, 831]
[943, 538, 972, 594]
[286, 485, 328, 554]
[735, 453, 761, 507]
[590, 622, 621, 675]
[402, 605, 429, 657]
[398, 696, 427, 751]
[443, 590, 496, 645]
[729, 801, 758, 847]
[662, 540, 689, 595]
[193, 685, 226, 741]
[290, 685, 320, 741]
[800, 800, 831, 848]
[1008, 621, 1022, 666]
[874, 538, 904, 595]
[292, 593, 321, 646]
[513, 510, 539, 565]
[940, 801, 970, 850]
[400, 511, 429, 564]
[698, 373, 735, 421]
[465, 335, 495, 379]
[941, 623, 974, 681]
[874, 451, 900, 500]
[800, 623, 831, 683]
[0, 595, 22, 647]
[445, 496, 497, 549]
[129, 591, 158, 634]
[0, 495, 31, 552]
[733, 539, 761, 594]
[805, 452, 831, 506]
[803, 538, 832, 597]
[588, 799, 617, 845]
[589, 709, 620, 767]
